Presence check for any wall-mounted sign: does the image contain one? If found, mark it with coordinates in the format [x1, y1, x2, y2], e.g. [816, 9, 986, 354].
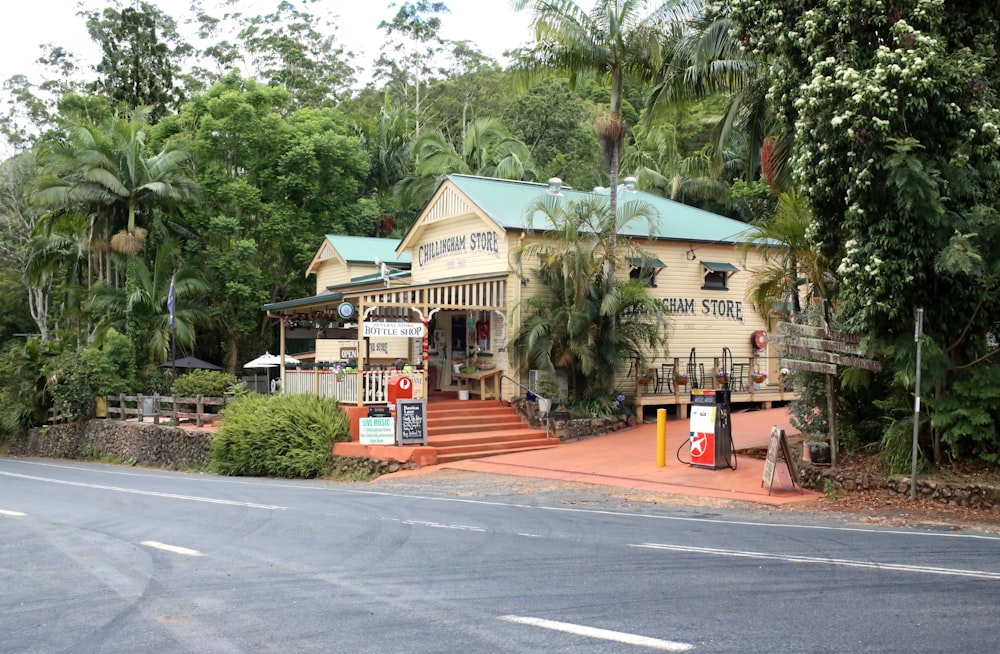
[337, 302, 356, 320]
[417, 230, 500, 267]
[662, 297, 744, 321]
[363, 322, 425, 338]
[340, 347, 358, 359]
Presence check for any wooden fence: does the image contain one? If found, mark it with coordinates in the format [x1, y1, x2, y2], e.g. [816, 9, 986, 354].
[103, 394, 227, 427]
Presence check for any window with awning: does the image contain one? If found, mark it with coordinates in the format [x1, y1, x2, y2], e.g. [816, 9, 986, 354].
[628, 256, 666, 288]
[701, 261, 739, 290]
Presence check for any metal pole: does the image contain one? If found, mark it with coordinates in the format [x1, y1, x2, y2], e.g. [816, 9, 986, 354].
[910, 308, 924, 501]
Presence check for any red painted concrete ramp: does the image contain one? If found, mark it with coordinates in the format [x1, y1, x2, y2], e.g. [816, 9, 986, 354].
[379, 407, 821, 507]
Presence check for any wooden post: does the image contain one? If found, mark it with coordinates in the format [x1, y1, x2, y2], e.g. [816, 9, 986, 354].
[196, 395, 204, 427]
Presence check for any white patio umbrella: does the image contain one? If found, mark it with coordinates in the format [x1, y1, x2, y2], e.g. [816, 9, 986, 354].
[243, 352, 300, 393]
[243, 352, 300, 369]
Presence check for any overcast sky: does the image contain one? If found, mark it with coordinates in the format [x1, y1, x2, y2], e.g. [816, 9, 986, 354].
[0, 0, 535, 87]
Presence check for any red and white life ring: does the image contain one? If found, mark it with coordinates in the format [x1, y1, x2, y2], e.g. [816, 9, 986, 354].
[752, 330, 769, 350]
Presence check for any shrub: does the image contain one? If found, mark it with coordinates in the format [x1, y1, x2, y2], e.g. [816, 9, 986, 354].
[212, 394, 349, 478]
[170, 369, 239, 398]
[45, 330, 135, 420]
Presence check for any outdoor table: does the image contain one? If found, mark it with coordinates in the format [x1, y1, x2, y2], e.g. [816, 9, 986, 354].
[453, 368, 503, 400]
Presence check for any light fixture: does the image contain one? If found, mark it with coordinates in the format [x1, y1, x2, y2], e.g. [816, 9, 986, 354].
[520, 278, 530, 286]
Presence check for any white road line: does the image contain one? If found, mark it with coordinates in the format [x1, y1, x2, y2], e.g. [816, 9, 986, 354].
[633, 543, 1000, 580]
[141, 541, 203, 557]
[499, 615, 694, 651]
[0, 509, 27, 517]
[517, 532, 544, 538]
[387, 517, 486, 532]
[0, 471, 286, 510]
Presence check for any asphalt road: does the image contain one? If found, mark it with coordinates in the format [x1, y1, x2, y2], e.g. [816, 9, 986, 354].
[2, 457, 999, 653]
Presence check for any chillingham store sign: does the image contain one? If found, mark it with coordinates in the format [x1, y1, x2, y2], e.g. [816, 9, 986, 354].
[363, 322, 426, 338]
[417, 230, 500, 267]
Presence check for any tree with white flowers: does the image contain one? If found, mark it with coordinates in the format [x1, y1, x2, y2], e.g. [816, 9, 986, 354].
[728, 0, 1000, 467]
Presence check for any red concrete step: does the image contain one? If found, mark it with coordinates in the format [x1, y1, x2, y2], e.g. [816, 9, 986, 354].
[435, 441, 559, 464]
[425, 398, 559, 464]
[429, 428, 551, 447]
[428, 414, 526, 435]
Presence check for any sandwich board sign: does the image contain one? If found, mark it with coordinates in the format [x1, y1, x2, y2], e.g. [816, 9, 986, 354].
[360, 410, 395, 445]
[395, 398, 427, 446]
[762, 426, 800, 495]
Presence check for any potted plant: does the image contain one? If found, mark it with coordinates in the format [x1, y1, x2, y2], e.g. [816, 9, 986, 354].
[714, 369, 729, 387]
[750, 371, 767, 384]
[552, 403, 571, 421]
[638, 370, 654, 387]
[534, 373, 558, 415]
[804, 434, 832, 465]
[674, 372, 689, 387]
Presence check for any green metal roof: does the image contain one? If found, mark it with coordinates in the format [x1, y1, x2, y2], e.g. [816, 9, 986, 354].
[444, 174, 754, 244]
[263, 291, 343, 312]
[325, 235, 411, 266]
[701, 260, 740, 273]
[330, 270, 412, 289]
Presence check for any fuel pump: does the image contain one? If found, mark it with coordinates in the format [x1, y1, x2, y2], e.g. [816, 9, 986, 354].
[677, 348, 737, 470]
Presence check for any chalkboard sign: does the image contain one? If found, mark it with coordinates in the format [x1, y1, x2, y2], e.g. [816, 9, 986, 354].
[395, 399, 427, 446]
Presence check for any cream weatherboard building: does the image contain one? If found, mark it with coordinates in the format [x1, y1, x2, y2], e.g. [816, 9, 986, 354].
[263, 174, 789, 415]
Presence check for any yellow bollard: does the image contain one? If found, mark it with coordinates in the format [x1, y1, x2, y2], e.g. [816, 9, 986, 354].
[656, 408, 666, 467]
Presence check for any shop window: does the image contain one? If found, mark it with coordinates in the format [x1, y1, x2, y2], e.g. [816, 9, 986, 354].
[701, 261, 739, 291]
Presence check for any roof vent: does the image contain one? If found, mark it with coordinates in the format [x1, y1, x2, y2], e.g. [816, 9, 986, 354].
[623, 176, 638, 193]
[547, 177, 563, 195]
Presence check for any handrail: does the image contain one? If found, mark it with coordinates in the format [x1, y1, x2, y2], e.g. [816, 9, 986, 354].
[499, 374, 550, 439]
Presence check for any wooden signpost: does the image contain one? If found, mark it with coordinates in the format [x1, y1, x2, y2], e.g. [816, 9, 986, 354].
[762, 426, 800, 495]
[772, 322, 882, 466]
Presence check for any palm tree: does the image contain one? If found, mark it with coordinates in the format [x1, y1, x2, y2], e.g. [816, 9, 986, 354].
[360, 94, 415, 229]
[33, 108, 199, 353]
[512, 0, 672, 278]
[738, 190, 832, 325]
[621, 123, 732, 205]
[86, 239, 208, 366]
[396, 118, 536, 213]
[645, 0, 787, 186]
[510, 193, 667, 396]
[24, 214, 92, 341]
[33, 107, 199, 257]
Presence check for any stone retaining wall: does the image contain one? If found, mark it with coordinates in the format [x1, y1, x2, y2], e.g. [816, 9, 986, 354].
[330, 455, 420, 478]
[8, 421, 212, 470]
[798, 463, 1000, 512]
[513, 399, 635, 441]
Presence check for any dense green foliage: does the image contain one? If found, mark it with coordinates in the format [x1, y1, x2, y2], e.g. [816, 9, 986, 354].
[169, 369, 239, 398]
[3, 1, 999, 470]
[728, 0, 1000, 466]
[212, 394, 349, 478]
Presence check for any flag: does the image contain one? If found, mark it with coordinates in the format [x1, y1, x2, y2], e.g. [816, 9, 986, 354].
[167, 274, 176, 328]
